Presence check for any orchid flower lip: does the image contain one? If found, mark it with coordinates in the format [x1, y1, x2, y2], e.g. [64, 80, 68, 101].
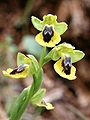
[54, 58, 76, 80]
[3, 64, 29, 79]
[42, 25, 54, 43]
[35, 21, 61, 47]
[41, 99, 47, 105]
[62, 56, 72, 75]
[10, 64, 28, 75]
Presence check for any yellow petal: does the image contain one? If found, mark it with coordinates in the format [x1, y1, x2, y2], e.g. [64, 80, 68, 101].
[2, 65, 29, 79]
[36, 100, 54, 110]
[35, 31, 61, 47]
[54, 59, 76, 80]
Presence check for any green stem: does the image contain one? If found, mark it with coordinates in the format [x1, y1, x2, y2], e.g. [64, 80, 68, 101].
[33, 68, 43, 93]
[15, 0, 35, 27]
[43, 56, 52, 65]
[39, 47, 46, 68]
[22, 0, 35, 24]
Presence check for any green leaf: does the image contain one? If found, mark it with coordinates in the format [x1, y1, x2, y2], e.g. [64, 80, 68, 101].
[31, 89, 46, 104]
[55, 22, 68, 35]
[9, 86, 31, 120]
[31, 16, 43, 31]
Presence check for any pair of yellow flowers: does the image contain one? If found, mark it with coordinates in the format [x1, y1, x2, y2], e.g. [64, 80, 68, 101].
[34, 15, 76, 80]
[3, 14, 84, 80]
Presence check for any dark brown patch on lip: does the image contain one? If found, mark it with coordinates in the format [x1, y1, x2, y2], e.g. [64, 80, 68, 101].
[42, 26, 54, 43]
[62, 57, 72, 75]
[10, 64, 26, 75]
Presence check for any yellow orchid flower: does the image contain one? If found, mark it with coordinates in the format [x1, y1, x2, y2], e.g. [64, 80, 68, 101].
[54, 56, 76, 80]
[3, 64, 29, 79]
[32, 14, 68, 47]
[35, 25, 61, 47]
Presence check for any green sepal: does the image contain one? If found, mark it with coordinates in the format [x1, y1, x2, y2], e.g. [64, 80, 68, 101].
[42, 14, 68, 35]
[31, 14, 68, 36]
[31, 88, 46, 104]
[44, 43, 85, 63]
[56, 43, 85, 63]
[57, 42, 75, 50]
[31, 16, 43, 31]
[67, 50, 85, 63]
[17, 52, 31, 65]
[58, 50, 85, 63]
[55, 22, 68, 35]
[45, 43, 75, 62]
[42, 14, 57, 25]
[17, 52, 39, 76]
[44, 47, 60, 63]
[9, 86, 31, 120]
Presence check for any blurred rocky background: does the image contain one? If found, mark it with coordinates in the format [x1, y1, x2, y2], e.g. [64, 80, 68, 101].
[0, 0, 90, 120]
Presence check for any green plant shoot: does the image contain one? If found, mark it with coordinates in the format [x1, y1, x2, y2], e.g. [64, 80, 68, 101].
[3, 14, 85, 120]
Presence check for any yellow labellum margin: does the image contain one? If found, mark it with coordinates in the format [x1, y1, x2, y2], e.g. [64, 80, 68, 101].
[2, 64, 29, 79]
[36, 100, 54, 110]
[54, 59, 76, 80]
[35, 30, 61, 47]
